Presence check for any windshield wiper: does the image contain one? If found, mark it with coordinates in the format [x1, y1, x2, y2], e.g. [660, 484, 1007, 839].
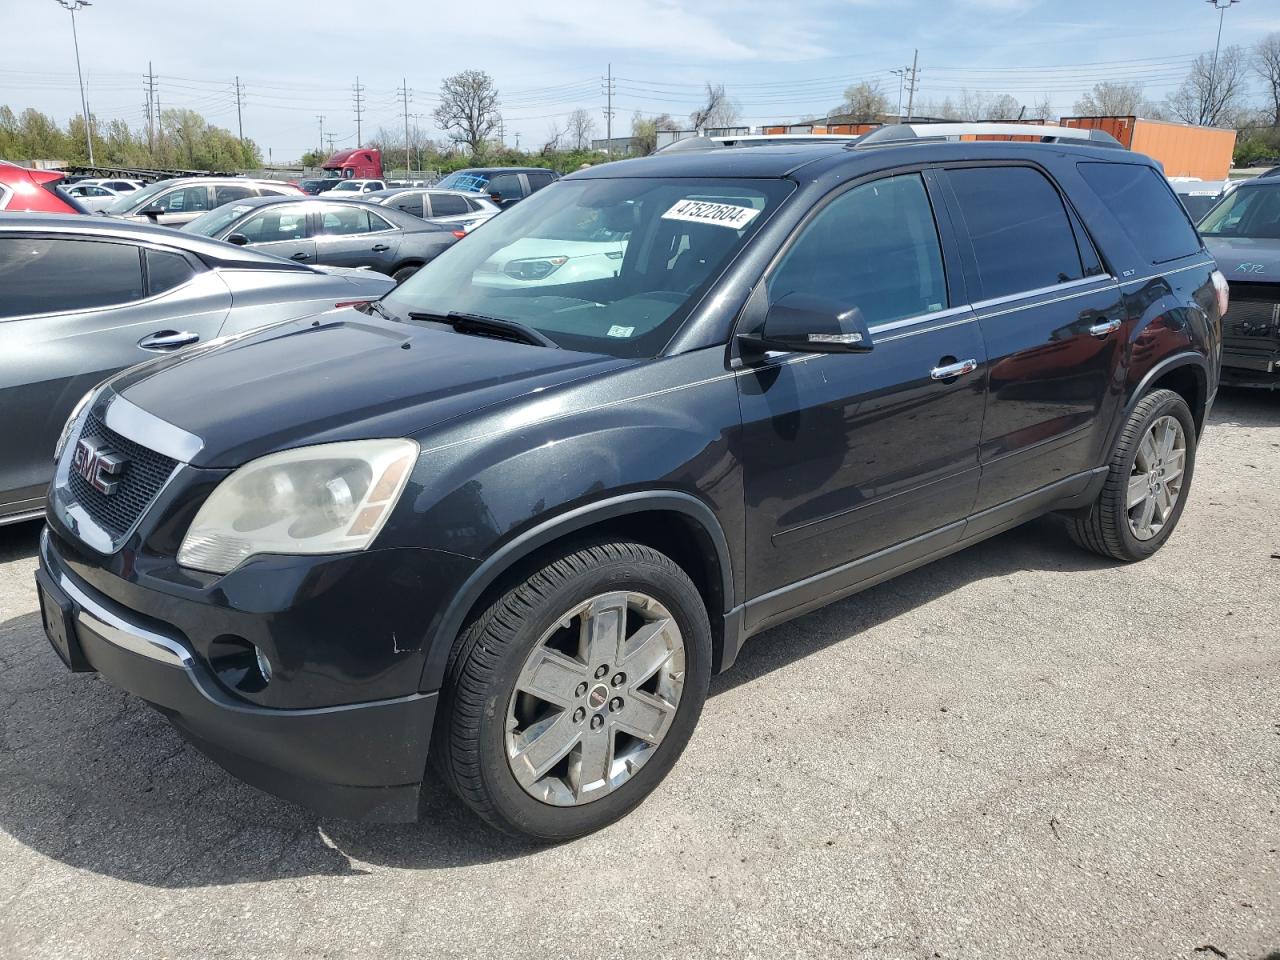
[407, 311, 559, 349]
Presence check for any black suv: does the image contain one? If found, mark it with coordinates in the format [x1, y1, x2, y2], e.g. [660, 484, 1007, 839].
[36, 126, 1225, 840]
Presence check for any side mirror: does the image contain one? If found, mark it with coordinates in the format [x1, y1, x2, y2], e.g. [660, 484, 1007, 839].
[739, 293, 873, 355]
[141, 207, 165, 220]
[225, 233, 249, 246]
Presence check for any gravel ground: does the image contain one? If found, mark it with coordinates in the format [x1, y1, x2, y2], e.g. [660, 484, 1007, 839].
[0, 389, 1277, 960]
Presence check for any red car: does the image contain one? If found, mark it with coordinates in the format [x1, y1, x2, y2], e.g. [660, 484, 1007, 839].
[0, 161, 88, 214]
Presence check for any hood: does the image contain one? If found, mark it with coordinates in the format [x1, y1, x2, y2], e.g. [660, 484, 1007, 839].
[1204, 236, 1280, 283]
[107, 311, 631, 468]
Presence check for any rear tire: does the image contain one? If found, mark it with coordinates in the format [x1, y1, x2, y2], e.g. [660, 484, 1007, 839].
[1066, 388, 1196, 561]
[431, 541, 712, 841]
[392, 265, 420, 284]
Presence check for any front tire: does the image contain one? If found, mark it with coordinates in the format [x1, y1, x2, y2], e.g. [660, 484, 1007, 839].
[432, 541, 712, 841]
[1066, 388, 1197, 561]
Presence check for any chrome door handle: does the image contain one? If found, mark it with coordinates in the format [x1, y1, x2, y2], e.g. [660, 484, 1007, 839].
[138, 330, 199, 351]
[930, 358, 978, 380]
[370, 243, 391, 252]
[1089, 318, 1122, 337]
[290, 252, 311, 261]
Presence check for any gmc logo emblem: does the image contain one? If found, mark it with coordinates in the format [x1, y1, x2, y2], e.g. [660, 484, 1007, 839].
[71, 438, 127, 495]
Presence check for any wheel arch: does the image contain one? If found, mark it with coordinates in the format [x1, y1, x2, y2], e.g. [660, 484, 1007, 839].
[1127, 352, 1208, 437]
[417, 491, 735, 694]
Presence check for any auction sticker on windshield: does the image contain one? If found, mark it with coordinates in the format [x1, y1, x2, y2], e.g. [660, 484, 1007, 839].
[661, 198, 761, 229]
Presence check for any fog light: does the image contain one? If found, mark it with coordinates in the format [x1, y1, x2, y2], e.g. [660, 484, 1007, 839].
[255, 646, 273, 684]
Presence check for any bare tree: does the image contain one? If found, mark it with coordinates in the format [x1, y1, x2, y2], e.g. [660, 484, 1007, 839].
[1030, 95, 1054, 122]
[1255, 32, 1280, 127]
[830, 81, 889, 123]
[541, 121, 566, 155]
[690, 83, 739, 132]
[1165, 46, 1249, 127]
[567, 108, 596, 151]
[986, 94, 1021, 120]
[1073, 81, 1149, 117]
[433, 69, 500, 156]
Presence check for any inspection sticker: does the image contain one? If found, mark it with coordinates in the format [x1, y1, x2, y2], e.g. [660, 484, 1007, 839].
[661, 198, 761, 230]
[607, 325, 636, 338]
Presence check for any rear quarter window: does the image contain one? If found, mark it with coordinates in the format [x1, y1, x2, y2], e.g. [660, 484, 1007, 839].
[1077, 162, 1202, 265]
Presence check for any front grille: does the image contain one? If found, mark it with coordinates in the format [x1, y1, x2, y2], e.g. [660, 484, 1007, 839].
[66, 413, 179, 538]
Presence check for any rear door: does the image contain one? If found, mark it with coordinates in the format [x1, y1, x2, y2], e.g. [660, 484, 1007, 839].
[313, 204, 402, 271]
[938, 163, 1124, 525]
[0, 236, 230, 513]
[736, 170, 987, 626]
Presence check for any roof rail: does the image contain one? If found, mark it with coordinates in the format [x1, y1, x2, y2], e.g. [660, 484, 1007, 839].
[851, 123, 1124, 149]
[656, 134, 860, 154]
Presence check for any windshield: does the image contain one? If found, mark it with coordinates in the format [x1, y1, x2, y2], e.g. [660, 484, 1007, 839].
[184, 202, 255, 236]
[436, 171, 491, 193]
[1199, 184, 1280, 238]
[381, 176, 793, 358]
[329, 181, 361, 192]
[104, 179, 169, 214]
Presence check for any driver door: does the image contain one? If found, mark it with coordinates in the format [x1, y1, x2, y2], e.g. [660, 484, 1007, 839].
[736, 171, 987, 628]
[235, 207, 317, 264]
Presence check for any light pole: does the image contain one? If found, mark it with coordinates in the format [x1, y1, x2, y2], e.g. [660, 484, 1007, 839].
[53, 0, 94, 165]
[891, 68, 907, 121]
[1205, 0, 1239, 126]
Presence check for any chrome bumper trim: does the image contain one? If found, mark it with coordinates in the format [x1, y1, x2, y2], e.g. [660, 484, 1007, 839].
[40, 528, 191, 668]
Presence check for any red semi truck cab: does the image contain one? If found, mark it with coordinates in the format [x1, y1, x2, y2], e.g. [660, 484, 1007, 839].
[323, 148, 383, 180]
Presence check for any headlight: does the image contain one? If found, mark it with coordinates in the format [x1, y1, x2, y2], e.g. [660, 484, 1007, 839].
[503, 256, 568, 281]
[54, 388, 95, 461]
[177, 439, 419, 574]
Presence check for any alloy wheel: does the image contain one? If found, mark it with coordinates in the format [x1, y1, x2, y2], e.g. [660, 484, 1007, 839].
[505, 591, 686, 806]
[1127, 414, 1187, 541]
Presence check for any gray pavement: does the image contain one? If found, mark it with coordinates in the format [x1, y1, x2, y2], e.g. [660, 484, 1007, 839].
[1, 390, 1277, 960]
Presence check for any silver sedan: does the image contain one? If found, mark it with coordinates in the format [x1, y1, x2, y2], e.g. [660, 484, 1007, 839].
[0, 214, 395, 524]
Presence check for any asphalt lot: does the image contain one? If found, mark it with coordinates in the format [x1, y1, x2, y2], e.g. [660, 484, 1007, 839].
[0, 389, 1277, 960]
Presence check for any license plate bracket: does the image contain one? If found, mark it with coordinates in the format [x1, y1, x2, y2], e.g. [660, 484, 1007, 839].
[35, 569, 92, 673]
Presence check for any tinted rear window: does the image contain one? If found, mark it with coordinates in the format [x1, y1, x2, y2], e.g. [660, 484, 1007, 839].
[1078, 162, 1202, 264]
[947, 166, 1084, 300]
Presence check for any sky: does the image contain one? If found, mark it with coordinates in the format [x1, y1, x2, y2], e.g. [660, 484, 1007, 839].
[3, 0, 1279, 165]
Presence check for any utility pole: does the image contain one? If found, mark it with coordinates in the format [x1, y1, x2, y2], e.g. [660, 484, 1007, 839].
[352, 76, 366, 147]
[316, 115, 325, 159]
[234, 75, 245, 142]
[904, 49, 920, 122]
[325, 133, 337, 153]
[1205, 0, 1239, 126]
[144, 61, 157, 158]
[514, 131, 520, 151]
[602, 63, 615, 157]
[497, 116, 505, 146]
[53, 0, 94, 164]
[891, 67, 907, 120]
[398, 78, 412, 176]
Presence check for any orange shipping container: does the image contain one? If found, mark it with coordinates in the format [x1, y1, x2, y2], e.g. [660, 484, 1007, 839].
[1059, 116, 1236, 179]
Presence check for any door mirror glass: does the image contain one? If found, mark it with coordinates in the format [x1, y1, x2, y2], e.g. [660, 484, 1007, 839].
[742, 293, 873, 355]
[225, 233, 249, 246]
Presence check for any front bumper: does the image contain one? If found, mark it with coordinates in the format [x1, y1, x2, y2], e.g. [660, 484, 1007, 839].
[38, 528, 438, 822]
